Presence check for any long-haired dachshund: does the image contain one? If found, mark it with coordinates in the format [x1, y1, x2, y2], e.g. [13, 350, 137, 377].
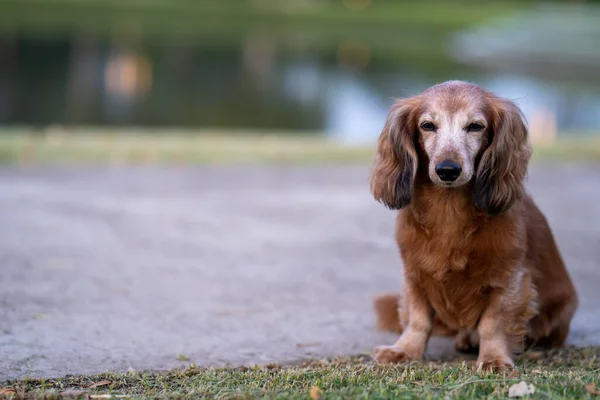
[370, 81, 578, 371]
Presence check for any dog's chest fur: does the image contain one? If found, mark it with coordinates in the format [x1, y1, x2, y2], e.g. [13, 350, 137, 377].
[396, 188, 522, 329]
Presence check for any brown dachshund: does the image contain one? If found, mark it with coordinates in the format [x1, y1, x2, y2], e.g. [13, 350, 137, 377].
[370, 81, 578, 371]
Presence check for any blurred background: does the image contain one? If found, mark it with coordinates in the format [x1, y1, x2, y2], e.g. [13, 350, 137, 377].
[1, 0, 600, 153]
[3, 0, 600, 382]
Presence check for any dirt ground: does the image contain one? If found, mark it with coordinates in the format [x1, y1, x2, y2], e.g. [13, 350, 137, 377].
[1, 164, 599, 381]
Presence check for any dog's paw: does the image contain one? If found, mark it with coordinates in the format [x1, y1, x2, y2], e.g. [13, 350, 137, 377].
[476, 356, 514, 373]
[373, 346, 415, 364]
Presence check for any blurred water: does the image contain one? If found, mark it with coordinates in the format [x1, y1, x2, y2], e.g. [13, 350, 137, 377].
[1, 3, 600, 143]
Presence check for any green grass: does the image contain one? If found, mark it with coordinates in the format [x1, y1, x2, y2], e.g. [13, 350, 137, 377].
[0, 129, 375, 165]
[4, 347, 599, 399]
[0, 128, 599, 166]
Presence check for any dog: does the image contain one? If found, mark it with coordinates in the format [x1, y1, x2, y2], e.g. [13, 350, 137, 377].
[369, 81, 578, 371]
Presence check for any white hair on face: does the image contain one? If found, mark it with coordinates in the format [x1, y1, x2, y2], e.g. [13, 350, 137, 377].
[418, 104, 488, 188]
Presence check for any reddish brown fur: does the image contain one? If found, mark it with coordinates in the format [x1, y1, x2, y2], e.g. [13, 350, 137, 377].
[370, 81, 578, 371]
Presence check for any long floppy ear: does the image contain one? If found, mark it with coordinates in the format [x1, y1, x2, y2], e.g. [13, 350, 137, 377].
[370, 99, 419, 210]
[473, 98, 532, 215]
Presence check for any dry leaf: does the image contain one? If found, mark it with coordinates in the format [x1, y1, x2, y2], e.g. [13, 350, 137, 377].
[0, 388, 16, 396]
[585, 383, 600, 395]
[309, 385, 323, 400]
[89, 380, 111, 389]
[296, 342, 320, 348]
[508, 381, 535, 397]
[531, 369, 542, 374]
[508, 369, 521, 379]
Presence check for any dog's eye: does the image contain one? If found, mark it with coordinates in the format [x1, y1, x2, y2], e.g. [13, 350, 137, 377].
[420, 122, 436, 132]
[467, 122, 484, 132]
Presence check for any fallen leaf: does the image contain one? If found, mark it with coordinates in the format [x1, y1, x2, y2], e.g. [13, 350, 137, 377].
[309, 385, 323, 400]
[0, 388, 16, 396]
[586, 383, 600, 395]
[296, 342, 321, 348]
[88, 380, 111, 389]
[508, 369, 521, 379]
[508, 381, 535, 398]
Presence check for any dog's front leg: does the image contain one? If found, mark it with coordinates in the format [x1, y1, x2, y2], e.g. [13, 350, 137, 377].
[374, 284, 433, 364]
[476, 289, 515, 372]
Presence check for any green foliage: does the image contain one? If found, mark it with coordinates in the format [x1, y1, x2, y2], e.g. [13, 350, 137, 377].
[0, 0, 523, 66]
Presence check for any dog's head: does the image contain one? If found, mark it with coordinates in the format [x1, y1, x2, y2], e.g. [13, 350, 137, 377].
[370, 80, 532, 215]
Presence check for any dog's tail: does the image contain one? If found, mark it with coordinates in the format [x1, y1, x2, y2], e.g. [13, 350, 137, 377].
[373, 293, 457, 336]
[373, 294, 403, 333]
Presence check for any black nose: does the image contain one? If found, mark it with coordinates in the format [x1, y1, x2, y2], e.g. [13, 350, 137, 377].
[435, 160, 462, 182]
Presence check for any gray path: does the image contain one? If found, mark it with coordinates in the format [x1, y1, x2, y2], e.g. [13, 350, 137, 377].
[1, 165, 599, 381]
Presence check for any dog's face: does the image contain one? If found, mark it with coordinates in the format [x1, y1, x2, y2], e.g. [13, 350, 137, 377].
[417, 92, 489, 188]
[370, 80, 532, 215]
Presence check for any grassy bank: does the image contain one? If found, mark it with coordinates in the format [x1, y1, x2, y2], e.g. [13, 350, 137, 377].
[0, 128, 599, 166]
[0, 129, 374, 165]
[3, 347, 599, 399]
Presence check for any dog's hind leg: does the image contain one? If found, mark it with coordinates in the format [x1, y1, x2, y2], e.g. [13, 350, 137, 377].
[527, 293, 578, 349]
